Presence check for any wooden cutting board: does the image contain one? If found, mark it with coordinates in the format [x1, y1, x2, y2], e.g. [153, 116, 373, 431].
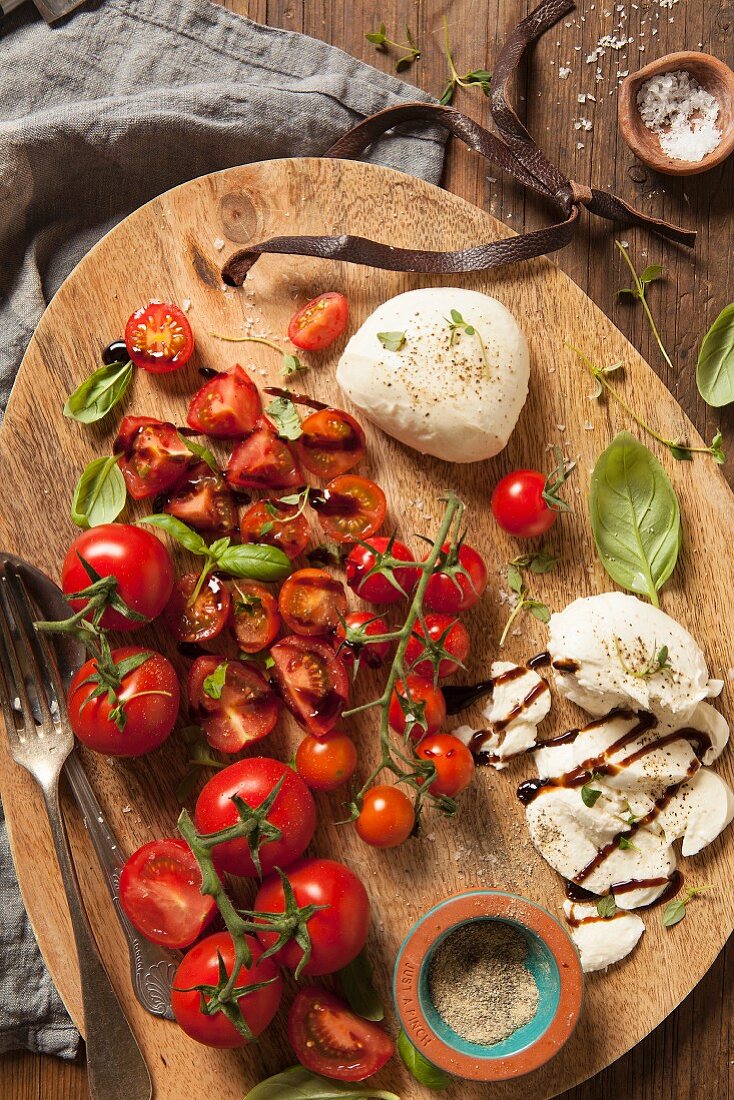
[1, 157, 733, 1100]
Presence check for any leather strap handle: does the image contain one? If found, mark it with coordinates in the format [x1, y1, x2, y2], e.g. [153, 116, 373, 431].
[222, 0, 695, 287]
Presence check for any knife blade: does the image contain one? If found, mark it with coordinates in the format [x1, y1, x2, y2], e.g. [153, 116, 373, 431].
[1, 0, 88, 24]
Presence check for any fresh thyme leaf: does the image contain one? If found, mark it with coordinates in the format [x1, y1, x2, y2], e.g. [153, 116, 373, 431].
[499, 566, 551, 646]
[663, 885, 713, 928]
[614, 636, 672, 680]
[527, 601, 551, 623]
[365, 23, 387, 45]
[618, 835, 640, 852]
[445, 309, 488, 373]
[365, 22, 420, 71]
[596, 894, 618, 919]
[507, 564, 523, 595]
[282, 353, 306, 378]
[710, 430, 726, 464]
[542, 446, 575, 512]
[265, 397, 303, 441]
[203, 662, 228, 700]
[581, 775, 603, 808]
[377, 331, 406, 352]
[616, 242, 674, 373]
[511, 549, 558, 574]
[440, 16, 491, 103]
[640, 263, 663, 285]
[439, 79, 456, 105]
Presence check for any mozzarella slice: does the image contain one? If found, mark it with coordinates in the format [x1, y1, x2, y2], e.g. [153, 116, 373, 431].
[658, 768, 734, 856]
[480, 662, 551, 767]
[563, 900, 645, 972]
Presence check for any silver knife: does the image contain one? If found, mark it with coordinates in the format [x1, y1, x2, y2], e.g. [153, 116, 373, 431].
[1, 0, 88, 23]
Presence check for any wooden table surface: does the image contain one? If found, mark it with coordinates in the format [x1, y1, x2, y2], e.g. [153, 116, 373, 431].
[4, 0, 733, 1097]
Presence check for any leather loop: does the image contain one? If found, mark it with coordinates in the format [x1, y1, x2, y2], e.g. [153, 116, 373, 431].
[221, 0, 695, 287]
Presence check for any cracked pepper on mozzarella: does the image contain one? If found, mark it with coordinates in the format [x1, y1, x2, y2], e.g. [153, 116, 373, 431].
[336, 288, 530, 463]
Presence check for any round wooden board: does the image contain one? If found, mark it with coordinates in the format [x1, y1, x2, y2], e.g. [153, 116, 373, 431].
[1, 157, 733, 1100]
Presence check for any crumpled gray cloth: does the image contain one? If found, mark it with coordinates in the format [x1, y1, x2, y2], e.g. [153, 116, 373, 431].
[0, 0, 446, 1060]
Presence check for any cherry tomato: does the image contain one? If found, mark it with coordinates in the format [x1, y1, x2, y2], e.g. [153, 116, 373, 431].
[415, 734, 475, 798]
[124, 301, 194, 373]
[113, 415, 191, 500]
[296, 408, 365, 479]
[424, 542, 488, 614]
[172, 932, 281, 1048]
[187, 656, 279, 753]
[345, 537, 419, 604]
[253, 858, 370, 976]
[288, 292, 349, 352]
[334, 611, 391, 670]
[278, 568, 347, 637]
[388, 676, 446, 740]
[270, 635, 349, 737]
[194, 757, 316, 877]
[229, 580, 280, 653]
[226, 418, 304, 491]
[356, 786, 415, 849]
[68, 646, 179, 757]
[163, 572, 231, 644]
[119, 839, 216, 949]
[239, 499, 310, 561]
[61, 524, 174, 632]
[491, 469, 558, 538]
[295, 730, 357, 792]
[405, 614, 470, 680]
[162, 462, 237, 536]
[311, 475, 386, 544]
[186, 365, 261, 438]
[289, 987, 394, 1081]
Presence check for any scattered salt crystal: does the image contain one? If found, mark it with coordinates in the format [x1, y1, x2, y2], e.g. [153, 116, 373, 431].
[213, 237, 225, 251]
[637, 70, 721, 162]
[181, 298, 191, 312]
[574, 117, 593, 131]
[577, 142, 585, 149]
[559, 66, 572, 78]
[122, 805, 132, 814]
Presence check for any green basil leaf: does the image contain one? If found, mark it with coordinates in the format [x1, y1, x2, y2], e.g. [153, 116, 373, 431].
[581, 783, 602, 808]
[216, 543, 292, 582]
[662, 898, 687, 928]
[70, 455, 126, 529]
[377, 331, 406, 352]
[139, 514, 210, 557]
[244, 1066, 401, 1100]
[696, 303, 734, 408]
[203, 662, 228, 700]
[282, 353, 306, 377]
[265, 397, 303, 440]
[63, 360, 134, 424]
[179, 433, 219, 474]
[338, 948, 384, 1022]
[397, 1031, 452, 1091]
[589, 432, 681, 607]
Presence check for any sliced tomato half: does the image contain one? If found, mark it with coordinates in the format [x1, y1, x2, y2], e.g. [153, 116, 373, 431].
[278, 568, 347, 637]
[230, 579, 281, 653]
[162, 462, 237, 536]
[296, 408, 366, 480]
[287, 292, 349, 352]
[124, 301, 194, 373]
[239, 499, 310, 561]
[311, 475, 387, 544]
[119, 839, 216, 949]
[270, 635, 348, 737]
[226, 418, 304, 491]
[186, 365, 261, 438]
[163, 572, 231, 643]
[188, 655, 280, 752]
[113, 415, 191, 500]
[288, 988, 394, 1082]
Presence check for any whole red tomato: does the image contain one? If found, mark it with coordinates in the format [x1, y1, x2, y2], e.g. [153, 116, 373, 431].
[356, 786, 415, 849]
[67, 646, 179, 756]
[424, 542, 487, 614]
[388, 675, 446, 740]
[295, 730, 358, 793]
[345, 536, 419, 604]
[415, 734, 475, 798]
[334, 610, 391, 670]
[491, 469, 557, 538]
[61, 524, 174, 632]
[404, 614, 470, 680]
[172, 932, 282, 1048]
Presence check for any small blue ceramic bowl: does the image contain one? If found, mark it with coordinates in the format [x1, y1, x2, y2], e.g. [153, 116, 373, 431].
[393, 890, 583, 1082]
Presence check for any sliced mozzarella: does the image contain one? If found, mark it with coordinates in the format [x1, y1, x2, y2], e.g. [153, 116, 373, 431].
[524, 787, 623, 881]
[479, 662, 551, 767]
[583, 828, 675, 908]
[685, 701, 730, 765]
[563, 900, 645, 972]
[658, 768, 734, 856]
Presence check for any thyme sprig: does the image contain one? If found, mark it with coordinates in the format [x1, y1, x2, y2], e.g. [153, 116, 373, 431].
[616, 242, 674, 374]
[365, 23, 420, 71]
[499, 565, 550, 648]
[210, 333, 306, 378]
[446, 309, 489, 374]
[440, 17, 492, 104]
[614, 636, 672, 680]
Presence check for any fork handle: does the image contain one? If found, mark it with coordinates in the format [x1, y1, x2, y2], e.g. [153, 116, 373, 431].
[43, 779, 152, 1100]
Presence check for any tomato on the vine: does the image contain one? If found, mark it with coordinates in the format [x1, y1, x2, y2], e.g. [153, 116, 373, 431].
[239, 499, 310, 561]
[311, 475, 386, 544]
[424, 542, 488, 614]
[405, 614, 470, 680]
[388, 675, 446, 740]
[278, 568, 347, 637]
[288, 292, 349, 351]
[345, 536, 419, 604]
[295, 730, 357, 792]
[356, 786, 415, 849]
[61, 524, 174, 632]
[296, 408, 365, 479]
[415, 733, 475, 798]
[162, 462, 237, 536]
[113, 415, 191, 500]
[270, 635, 349, 737]
[125, 301, 194, 373]
[288, 988, 394, 1082]
[229, 580, 280, 653]
[186, 365, 261, 438]
[119, 839, 216, 948]
[172, 932, 282, 1048]
[491, 469, 556, 538]
[162, 572, 231, 643]
[194, 757, 316, 878]
[187, 656, 279, 752]
[67, 646, 179, 757]
[226, 418, 303, 491]
[334, 610, 391, 670]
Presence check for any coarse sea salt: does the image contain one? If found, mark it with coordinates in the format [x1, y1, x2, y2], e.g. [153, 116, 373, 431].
[637, 70, 721, 162]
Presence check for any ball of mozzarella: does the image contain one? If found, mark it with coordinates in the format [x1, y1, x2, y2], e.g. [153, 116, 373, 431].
[336, 288, 529, 463]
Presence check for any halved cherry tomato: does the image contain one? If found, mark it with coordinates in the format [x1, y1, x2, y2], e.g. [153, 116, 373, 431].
[296, 408, 365, 479]
[356, 786, 415, 849]
[311, 475, 386, 544]
[163, 572, 231, 643]
[334, 610, 391, 670]
[162, 462, 237, 536]
[194, 757, 316, 877]
[405, 614, 470, 680]
[113, 416, 191, 500]
[125, 301, 194, 373]
[278, 568, 347, 637]
[424, 542, 488, 614]
[186, 365, 261, 438]
[287, 292, 349, 352]
[415, 733, 475, 798]
[295, 730, 357, 792]
[345, 537, 420, 604]
[119, 839, 216, 948]
[239, 499, 310, 561]
[288, 987, 394, 1081]
[172, 932, 282, 1048]
[388, 675, 446, 741]
[226, 418, 303, 491]
[229, 580, 280, 653]
[491, 469, 557, 538]
[187, 656, 279, 752]
[270, 635, 349, 737]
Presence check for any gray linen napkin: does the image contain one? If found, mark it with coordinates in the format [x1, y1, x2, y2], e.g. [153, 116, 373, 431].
[0, 0, 446, 1059]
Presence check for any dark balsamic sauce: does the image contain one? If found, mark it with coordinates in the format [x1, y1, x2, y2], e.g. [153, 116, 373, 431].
[309, 488, 360, 518]
[264, 387, 329, 411]
[102, 339, 127, 364]
[527, 650, 551, 669]
[443, 679, 494, 715]
[199, 366, 220, 379]
[610, 869, 683, 906]
[565, 881, 597, 902]
[552, 657, 581, 673]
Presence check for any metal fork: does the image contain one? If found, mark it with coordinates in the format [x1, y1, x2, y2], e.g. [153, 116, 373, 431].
[0, 562, 152, 1100]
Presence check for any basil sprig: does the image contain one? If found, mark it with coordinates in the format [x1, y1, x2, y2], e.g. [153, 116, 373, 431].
[64, 359, 133, 424]
[244, 1067, 400, 1099]
[139, 514, 291, 582]
[71, 455, 126, 528]
[696, 303, 734, 408]
[589, 431, 681, 607]
[397, 1031, 452, 1091]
